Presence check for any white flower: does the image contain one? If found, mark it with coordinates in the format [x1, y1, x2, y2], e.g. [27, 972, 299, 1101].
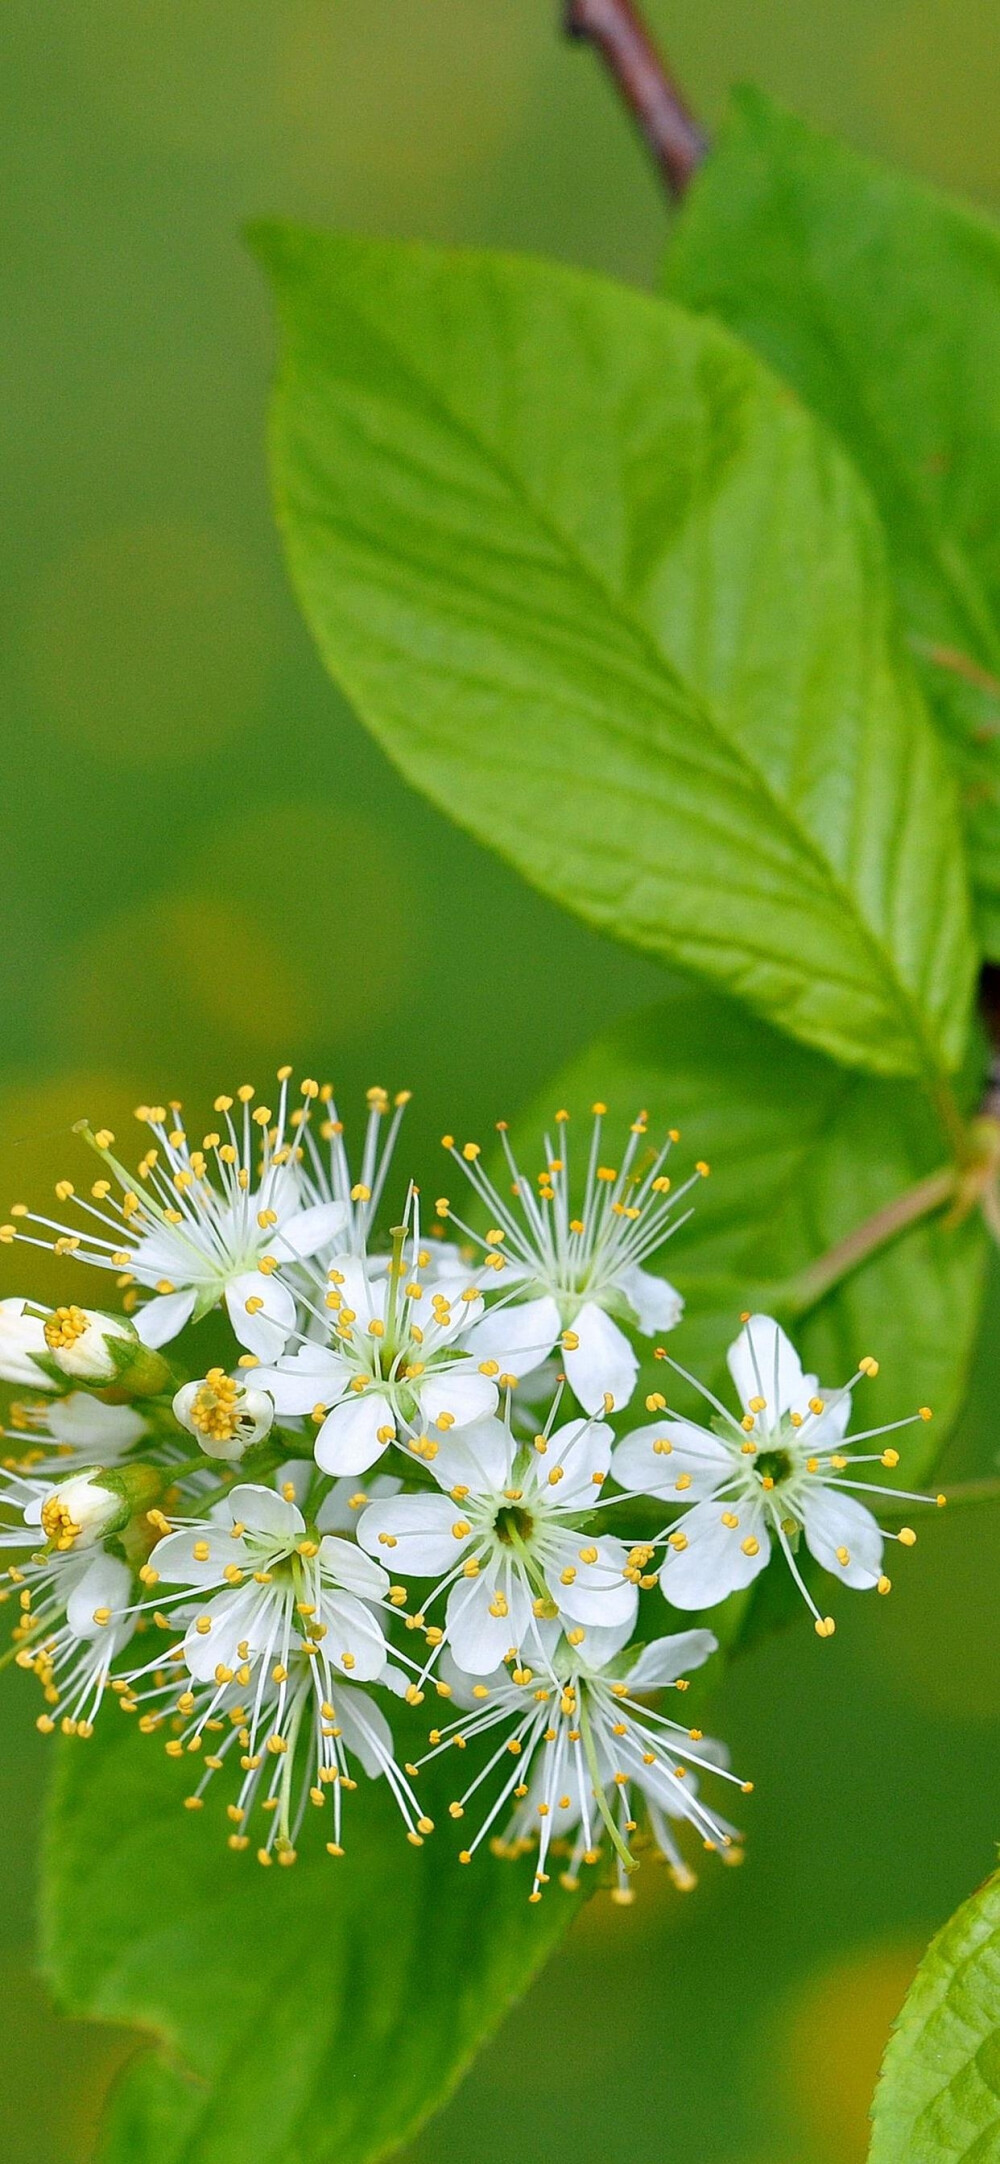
[252, 1229, 536, 1479]
[25, 1470, 126, 1552]
[297, 1083, 412, 1258]
[418, 1627, 746, 1902]
[2, 1486, 136, 1735]
[612, 1314, 940, 1634]
[14, 1393, 148, 1466]
[356, 1404, 640, 1674]
[40, 1304, 142, 1383]
[0, 1298, 58, 1389]
[436, 1103, 700, 1414]
[173, 1371, 275, 1461]
[162, 1655, 426, 1864]
[121, 1482, 428, 1859]
[1, 1393, 148, 1483]
[139, 1482, 392, 1687]
[1, 1074, 348, 1356]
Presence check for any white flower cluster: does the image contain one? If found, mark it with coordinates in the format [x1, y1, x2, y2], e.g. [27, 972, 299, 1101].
[0, 1078, 943, 1900]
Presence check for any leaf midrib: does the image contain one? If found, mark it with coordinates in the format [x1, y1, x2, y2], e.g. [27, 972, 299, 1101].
[273, 235, 951, 1079]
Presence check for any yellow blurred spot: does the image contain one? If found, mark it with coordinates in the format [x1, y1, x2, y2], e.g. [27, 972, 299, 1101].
[50, 804, 423, 1064]
[279, 0, 539, 196]
[0, 1072, 141, 1306]
[19, 524, 273, 765]
[861, 0, 1000, 197]
[774, 1942, 922, 2162]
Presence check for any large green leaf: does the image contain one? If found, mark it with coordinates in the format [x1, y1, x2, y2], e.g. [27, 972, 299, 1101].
[869, 1870, 1000, 2162]
[42, 1714, 578, 2164]
[505, 982, 987, 1465]
[255, 223, 973, 1080]
[664, 88, 1000, 952]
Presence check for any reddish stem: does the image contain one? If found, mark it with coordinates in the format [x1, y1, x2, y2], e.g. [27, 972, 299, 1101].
[564, 0, 708, 200]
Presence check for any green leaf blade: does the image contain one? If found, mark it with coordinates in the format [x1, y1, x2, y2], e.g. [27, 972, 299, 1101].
[256, 223, 974, 1078]
[869, 1871, 1000, 2163]
[43, 1717, 578, 2164]
[664, 87, 1000, 952]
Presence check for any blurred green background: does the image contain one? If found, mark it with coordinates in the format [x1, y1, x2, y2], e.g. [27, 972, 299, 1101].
[1, 2, 998, 2158]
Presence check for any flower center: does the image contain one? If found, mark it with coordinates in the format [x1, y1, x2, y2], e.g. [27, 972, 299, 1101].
[43, 1305, 88, 1351]
[189, 1368, 241, 1444]
[40, 1493, 83, 1549]
[755, 1447, 794, 1486]
[493, 1503, 535, 1547]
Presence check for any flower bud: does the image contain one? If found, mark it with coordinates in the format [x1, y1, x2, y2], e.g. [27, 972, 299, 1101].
[0, 1298, 58, 1389]
[30, 1461, 165, 1553]
[41, 1305, 171, 1396]
[173, 1369, 275, 1461]
[37, 1471, 125, 1552]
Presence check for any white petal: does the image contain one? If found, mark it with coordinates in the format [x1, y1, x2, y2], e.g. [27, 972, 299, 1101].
[134, 1289, 196, 1348]
[225, 1273, 297, 1362]
[564, 1303, 638, 1415]
[356, 1493, 467, 1574]
[801, 1485, 883, 1588]
[626, 1629, 718, 1690]
[148, 1526, 235, 1587]
[419, 1367, 497, 1432]
[545, 1531, 637, 1628]
[727, 1314, 811, 1419]
[65, 1553, 132, 1639]
[463, 1295, 561, 1380]
[329, 1684, 394, 1779]
[615, 1262, 684, 1337]
[329, 1256, 386, 1326]
[46, 1395, 147, 1449]
[315, 1472, 401, 1533]
[314, 1394, 391, 1477]
[806, 1391, 854, 1448]
[316, 1590, 387, 1682]
[227, 1483, 304, 1540]
[438, 1644, 509, 1708]
[661, 1496, 771, 1609]
[317, 1534, 390, 1600]
[612, 1419, 732, 1502]
[182, 1587, 269, 1681]
[532, 1416, 613, 1508]
[569, 1616, 636, 1671]
[423, 1415, 510, 1495]
[252, 1346, 346, 1416]
[419, 1309, 486, 1363]
[445, 1566, 532, 1674]
[276, 1200, 351, 1261]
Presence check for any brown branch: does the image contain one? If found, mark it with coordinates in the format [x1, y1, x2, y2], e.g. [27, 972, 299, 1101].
[787, 1165, 958, 1315]
[563, 0, 708, 200]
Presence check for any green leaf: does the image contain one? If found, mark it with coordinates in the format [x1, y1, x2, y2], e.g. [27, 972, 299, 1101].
[255, 222, 973, 1080]
[869, 1869, 1000, 2162]
[42, 1715, 578, 2164]
[664, 87, 1000, 954]
[503, 981, 988, 1646]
